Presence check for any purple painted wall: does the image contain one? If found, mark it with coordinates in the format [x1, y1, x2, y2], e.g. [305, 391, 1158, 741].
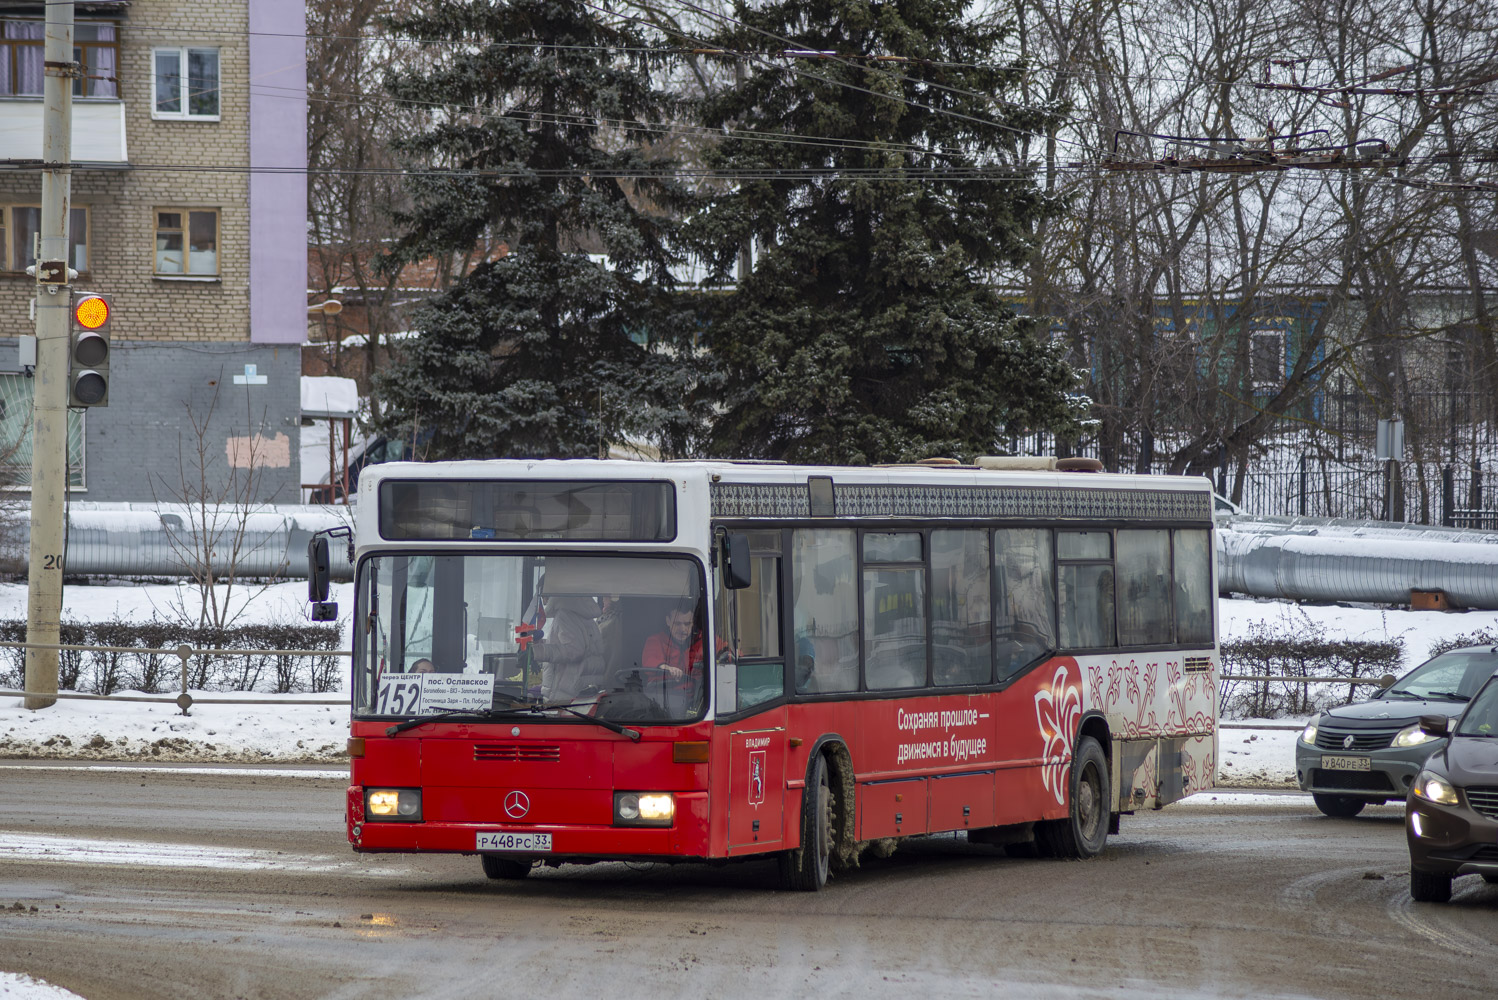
[249, 0, 307, 345]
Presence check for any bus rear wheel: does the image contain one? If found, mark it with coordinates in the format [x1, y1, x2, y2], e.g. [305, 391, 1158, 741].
[779, 753, 834, 891]
[481, 855, 532, 880]
[1036, 736, 1109, 859]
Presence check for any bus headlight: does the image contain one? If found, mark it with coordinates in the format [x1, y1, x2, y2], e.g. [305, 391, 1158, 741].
[366, 788, 422, 821]
[614, 791, 674, 826]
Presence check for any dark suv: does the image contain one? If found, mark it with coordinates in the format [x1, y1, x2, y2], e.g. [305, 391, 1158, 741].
[1405, 669, 1498, 902]
[1295, 646, 1498, 817]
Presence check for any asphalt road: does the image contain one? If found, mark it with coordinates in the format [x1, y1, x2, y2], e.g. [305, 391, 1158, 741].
[1, 762, 1495, 1000]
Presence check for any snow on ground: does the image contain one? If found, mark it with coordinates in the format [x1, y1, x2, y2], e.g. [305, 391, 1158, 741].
[0, 580, 353, 763]
[0, 973, 82, 1000]
[1221, 595, 1498, 666]
[1, 585, 1493, 779]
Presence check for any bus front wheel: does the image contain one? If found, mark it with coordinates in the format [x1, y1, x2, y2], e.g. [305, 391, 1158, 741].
[481, 855, 532, 880]
[779, 753, 834, 891]
[1037, 736, 1109, 859]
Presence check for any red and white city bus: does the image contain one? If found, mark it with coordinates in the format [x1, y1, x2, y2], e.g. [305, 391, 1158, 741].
[320, 458, 1217, 890]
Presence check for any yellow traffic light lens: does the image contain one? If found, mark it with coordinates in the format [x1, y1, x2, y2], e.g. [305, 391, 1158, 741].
[74, 296, 109, 329]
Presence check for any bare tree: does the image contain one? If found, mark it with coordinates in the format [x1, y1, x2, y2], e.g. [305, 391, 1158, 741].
[151, 380, 284, 630]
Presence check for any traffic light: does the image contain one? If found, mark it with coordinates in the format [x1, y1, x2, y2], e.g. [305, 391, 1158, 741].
[69, 292, 110, 407]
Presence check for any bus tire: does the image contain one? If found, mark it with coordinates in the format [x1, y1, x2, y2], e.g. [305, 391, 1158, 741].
[1036, 736, 1109, 859]
[779, 753, 833, 891]
[481, 855, 532, 880]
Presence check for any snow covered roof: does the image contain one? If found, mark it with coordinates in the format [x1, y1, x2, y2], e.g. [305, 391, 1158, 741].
[300, 376, 359, 419]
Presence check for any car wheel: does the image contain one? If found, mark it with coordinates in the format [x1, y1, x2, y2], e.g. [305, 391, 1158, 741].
[481, 855, 532, 880]
[1311, 793, 1366, 818]
[1035, 736, 1110, 859]
[778, 753, 834, 891]
[1410, 869, 1452, 903]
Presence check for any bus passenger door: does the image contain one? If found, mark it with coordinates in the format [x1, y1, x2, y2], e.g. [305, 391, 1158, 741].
[727, 710, 786, 852]
[716, 530, 787, 853]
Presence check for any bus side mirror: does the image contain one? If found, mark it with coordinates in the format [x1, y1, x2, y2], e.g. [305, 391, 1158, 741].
[722, 532, 752, 590]
[309, 535, 332, 603]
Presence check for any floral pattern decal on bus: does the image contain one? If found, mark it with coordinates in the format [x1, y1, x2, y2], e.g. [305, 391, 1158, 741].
[1036, 663, 1083, 804]
[1086, 657, 1215, 739]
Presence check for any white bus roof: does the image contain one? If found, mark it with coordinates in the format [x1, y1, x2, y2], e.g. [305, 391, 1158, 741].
[358, 457, 1212, 494]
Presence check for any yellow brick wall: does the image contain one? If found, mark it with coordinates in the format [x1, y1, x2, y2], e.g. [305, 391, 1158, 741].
[0, 0, 252, 343]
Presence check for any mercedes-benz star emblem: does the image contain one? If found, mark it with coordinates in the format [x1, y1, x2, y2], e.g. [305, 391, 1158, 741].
[1343, 735, 1356, 750]
[504, 790, 531, 819]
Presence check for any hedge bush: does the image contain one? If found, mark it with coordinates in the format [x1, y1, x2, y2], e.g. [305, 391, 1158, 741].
[1428, 629, 1498, 657]
[0, 620, 345, 695]
[1220, 612, 1403, 719]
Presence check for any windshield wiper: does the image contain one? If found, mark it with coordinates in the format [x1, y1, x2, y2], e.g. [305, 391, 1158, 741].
[544, 704, 641, 741]
[384, 694, 536, 735]
[1422, 690, 1470, 702]
[385, 706, 509, 736]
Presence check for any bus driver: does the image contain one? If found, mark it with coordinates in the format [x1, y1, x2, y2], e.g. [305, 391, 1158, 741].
[639, 601, 714, 712]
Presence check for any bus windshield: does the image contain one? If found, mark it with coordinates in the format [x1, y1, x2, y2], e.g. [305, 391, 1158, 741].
[354, 553, 709, 725]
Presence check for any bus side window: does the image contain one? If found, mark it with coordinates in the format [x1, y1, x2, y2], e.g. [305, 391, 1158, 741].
[791, 528, 858, 694]
[932, 529, 991, 686]
[994, 528, 1055, 679]
[1057, 530, 1114, 650]
[1116, 529, 1172, 645]
[1173, 529, 1213, 645]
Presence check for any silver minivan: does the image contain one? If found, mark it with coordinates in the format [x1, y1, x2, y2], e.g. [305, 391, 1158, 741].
[1294, 646, 1498, 817]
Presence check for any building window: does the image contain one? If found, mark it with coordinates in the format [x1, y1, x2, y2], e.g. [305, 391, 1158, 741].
[0, 373, 85, 489]
[1250, 329, 1287, 390]
[152, 47, 219, 119]
[1, 20, 119, 98]
[75, 23, 119, 98]
[1, 205, 89, 273]
[155, 209, 218, 276]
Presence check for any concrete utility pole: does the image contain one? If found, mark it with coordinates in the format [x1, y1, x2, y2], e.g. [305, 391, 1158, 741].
[24, 2, 75, 710]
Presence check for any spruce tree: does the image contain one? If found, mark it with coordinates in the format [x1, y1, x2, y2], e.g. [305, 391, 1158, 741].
[690, 0, 1083, 464]
[374, 0, 704, 459]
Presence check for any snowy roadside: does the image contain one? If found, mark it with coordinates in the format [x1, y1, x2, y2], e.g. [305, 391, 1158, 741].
[0, 973, 81, 1000]
[0, 694, 350, 764]
[2, 586, 1496, 783]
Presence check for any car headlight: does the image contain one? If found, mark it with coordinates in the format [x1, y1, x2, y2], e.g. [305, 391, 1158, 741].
[1411, 770, 1459, 806]
[1392, 723, 1438, 748]
[365, 787, 422, 822]
[614, 791, 674, 827]
[1300, 721, 1318, 745]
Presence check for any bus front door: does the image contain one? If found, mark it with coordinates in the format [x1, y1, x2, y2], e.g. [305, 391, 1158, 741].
[727, 710, 786, 853]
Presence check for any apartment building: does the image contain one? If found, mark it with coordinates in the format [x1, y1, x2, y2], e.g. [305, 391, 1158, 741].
[0, 0, 305, 502]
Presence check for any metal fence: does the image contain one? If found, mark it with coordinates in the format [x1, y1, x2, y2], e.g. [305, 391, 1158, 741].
[0, 641, 351, 715]
[1014, 382, 1498, 524]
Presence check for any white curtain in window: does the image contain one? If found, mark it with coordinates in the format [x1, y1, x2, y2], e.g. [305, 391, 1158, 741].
[90, 27, 116, 98]
[13, 22, 44, 95]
